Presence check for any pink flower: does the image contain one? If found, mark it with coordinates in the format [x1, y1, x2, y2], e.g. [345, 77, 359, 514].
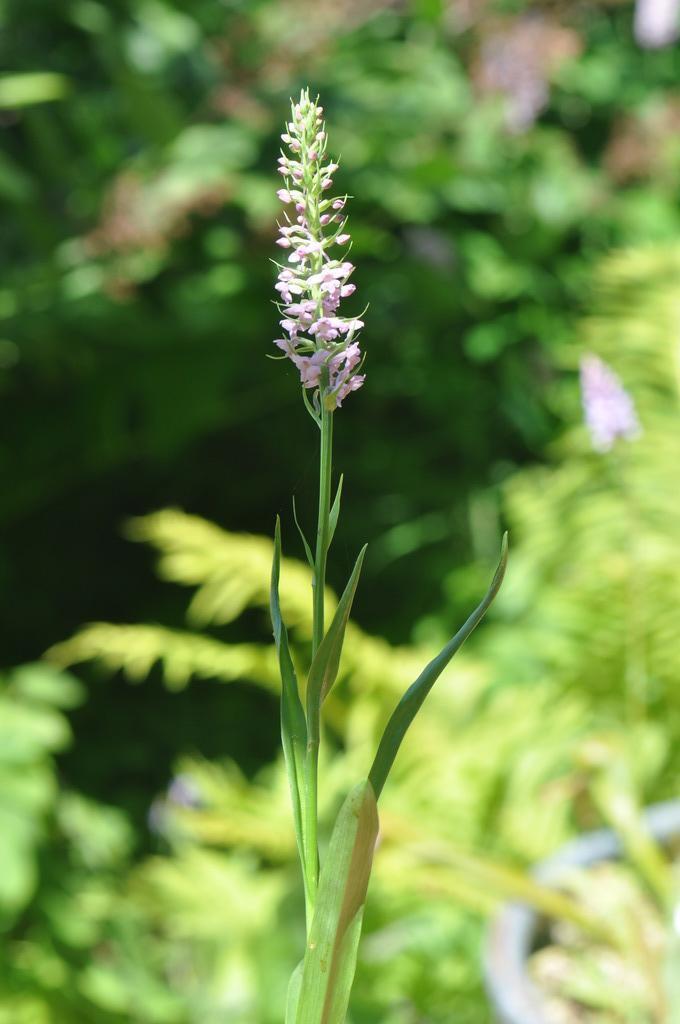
[291, 349, 329, 388]
[309, 317, 343, 341]
[335, 373, 365, 406]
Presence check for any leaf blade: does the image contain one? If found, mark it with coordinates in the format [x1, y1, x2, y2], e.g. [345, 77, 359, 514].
[328, 474, 344, 548]
[271, 518, 308, 874]
[306, 545, 367, 741]
[368, 533, 508, 800]
[293, 496, 315, 569]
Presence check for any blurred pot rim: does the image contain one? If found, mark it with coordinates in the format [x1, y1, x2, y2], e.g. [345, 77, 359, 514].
[483, 798, 680, 1024]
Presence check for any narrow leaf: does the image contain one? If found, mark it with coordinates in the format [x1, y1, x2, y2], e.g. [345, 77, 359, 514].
[293, 496, 315, 569]
[296, 780, 379, 1024]
[306, 546, 367, 741]
[369, 533, 508, 800]
[328, 474, 344, 547]
[271, 518, 308, 872]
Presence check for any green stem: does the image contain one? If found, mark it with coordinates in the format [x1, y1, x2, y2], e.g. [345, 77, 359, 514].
[304, 405, 334, 922]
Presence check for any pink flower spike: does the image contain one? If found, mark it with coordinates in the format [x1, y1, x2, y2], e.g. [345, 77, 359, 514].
[271, 89, 365, 406]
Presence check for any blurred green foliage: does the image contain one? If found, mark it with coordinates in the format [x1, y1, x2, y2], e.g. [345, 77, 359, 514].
[2, 0, 680, 1020]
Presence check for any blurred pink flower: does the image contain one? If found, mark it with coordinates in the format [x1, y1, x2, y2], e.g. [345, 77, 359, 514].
[580, 355, 641, 453]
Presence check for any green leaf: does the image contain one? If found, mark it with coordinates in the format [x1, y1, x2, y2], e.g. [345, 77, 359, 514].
[306, 546, 367, 742]
[271, 518, 308, 874]
[0, 72, 70, 109]
[286, 961, 304, 1024]
[328, 474, 344, 547]
[296, 780, 379, 1024]
[292, 496, 315, 569]
[369, 533, 508, 799]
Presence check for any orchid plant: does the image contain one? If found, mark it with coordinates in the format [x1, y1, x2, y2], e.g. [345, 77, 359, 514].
[270, 90, 507, 1024]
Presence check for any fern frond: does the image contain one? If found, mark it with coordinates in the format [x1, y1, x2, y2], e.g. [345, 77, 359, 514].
[47, 624, 279, 693]
[126, 509, 331, 632]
